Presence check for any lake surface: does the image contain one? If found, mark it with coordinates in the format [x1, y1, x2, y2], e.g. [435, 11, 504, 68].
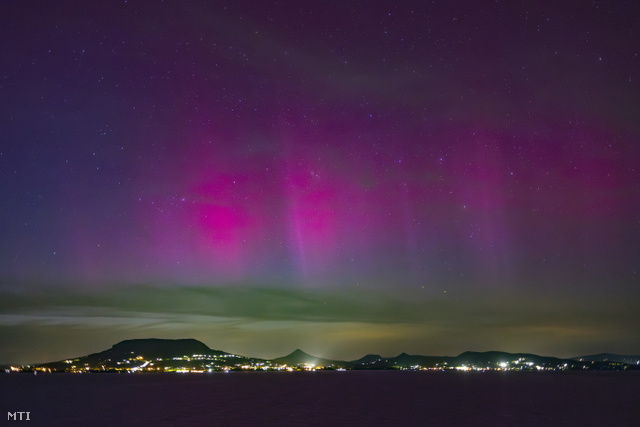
[1, 371, 639, 426]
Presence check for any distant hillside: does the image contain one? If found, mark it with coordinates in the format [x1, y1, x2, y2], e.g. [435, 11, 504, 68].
[350, 350, 635, 370]
[33, 338, 254, 372]
[351, 354, 384, 365]
[12, 339, 639, 373]
[106, 338, 224, 359]
[352, 353, 455, 369]
[74, 338, 228, 364]
[389, 353, 454, 368]
[272, 349, 352, 368]
[454, 351, 572, 368]
[573, 353, 640, 365]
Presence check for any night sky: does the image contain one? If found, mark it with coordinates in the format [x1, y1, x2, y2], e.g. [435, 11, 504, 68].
[1, 1, 639, 364]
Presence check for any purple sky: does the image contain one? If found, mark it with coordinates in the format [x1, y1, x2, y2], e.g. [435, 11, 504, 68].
[1, 0, 639, 363]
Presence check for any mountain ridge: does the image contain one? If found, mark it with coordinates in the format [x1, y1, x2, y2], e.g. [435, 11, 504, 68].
[572, 353, 640, 365]
[272, 349, 352, 368]
[10, 339, 639, 372]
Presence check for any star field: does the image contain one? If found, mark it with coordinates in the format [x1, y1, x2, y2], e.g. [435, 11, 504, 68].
[1, 0, 639, 363]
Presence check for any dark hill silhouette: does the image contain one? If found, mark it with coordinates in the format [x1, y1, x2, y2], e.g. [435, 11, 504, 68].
[453, 351, 584, 369]
[35, 338, 235, 371]
[107, 338, 223, 359]
[272, 349, 351, 368]
[21, 339, 639, 372]
[573, 353, 640, 365]
[390, 352, 454, 368]
[272, 349, 321, 365]
[353, 352, 455, 369]
[351, 354, 384, 364]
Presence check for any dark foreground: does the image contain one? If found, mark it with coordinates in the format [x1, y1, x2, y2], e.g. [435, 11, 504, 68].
[1, 371, 639, 426]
